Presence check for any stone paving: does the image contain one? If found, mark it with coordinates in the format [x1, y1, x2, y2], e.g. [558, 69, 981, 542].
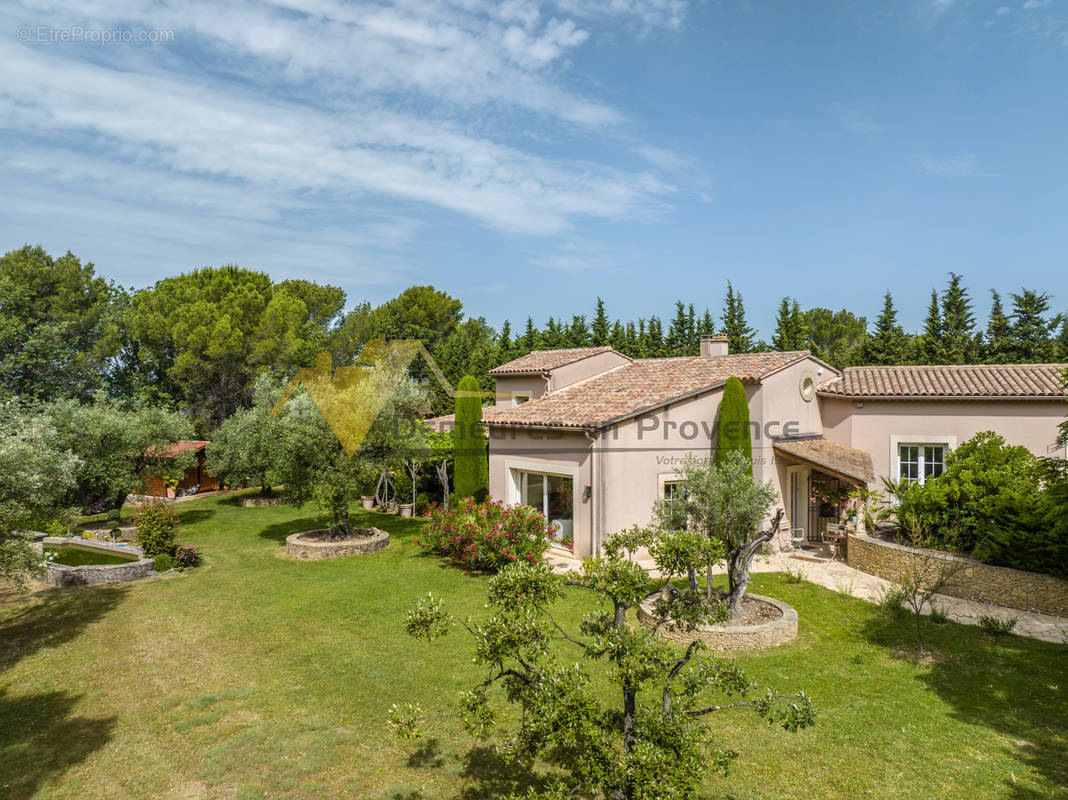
[545, 546, 1068, 644]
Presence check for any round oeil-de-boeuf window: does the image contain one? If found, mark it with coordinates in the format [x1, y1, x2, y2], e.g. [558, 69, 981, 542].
[799, 373, 816, 402]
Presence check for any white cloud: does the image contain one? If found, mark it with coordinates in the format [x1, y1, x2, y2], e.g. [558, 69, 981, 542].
[0, 0, 684, 254]
[919, 153, 977, 178]
[996, 6, 1010, 15]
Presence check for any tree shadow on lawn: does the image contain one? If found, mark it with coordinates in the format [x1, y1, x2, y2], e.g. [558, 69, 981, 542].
[177, 508, 216, 526]
[0, 687, 117, 800]
[457, 744, 553, 800]
[0, 584, 128, 673]
[861, 614, 1067, 799]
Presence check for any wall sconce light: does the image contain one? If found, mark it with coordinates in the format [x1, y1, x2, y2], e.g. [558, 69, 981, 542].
[583, 485, 592, 500]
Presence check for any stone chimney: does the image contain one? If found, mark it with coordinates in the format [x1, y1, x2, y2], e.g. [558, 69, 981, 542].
[699, 334, 729, 357]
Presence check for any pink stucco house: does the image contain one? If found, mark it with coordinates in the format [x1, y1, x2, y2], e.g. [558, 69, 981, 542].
[481, 336, 1067, 557]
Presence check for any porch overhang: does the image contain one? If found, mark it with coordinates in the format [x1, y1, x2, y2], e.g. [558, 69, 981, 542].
[773, 436, 875, 485]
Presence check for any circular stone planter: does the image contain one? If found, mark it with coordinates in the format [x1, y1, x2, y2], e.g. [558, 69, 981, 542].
[637, 591, 797, 651]
[285, 527, 389, 560]
[239, 495, 290, 508]
[40, 536, 155, 587]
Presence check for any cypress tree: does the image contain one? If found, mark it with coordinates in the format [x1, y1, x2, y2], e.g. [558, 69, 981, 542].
[498, 320, 513, 360]
[697, 309, 716, 338]
[666, 301, 690, 356]
[715, 376, 752, 466]
[1009, 289, 1058, 362]
[941, 273, 979, 363]
[771, 297, 807, 351]
[609, 320, 627, 353]
[646, 316, 665, 357]
[686, 304, 697, 354]
[567, 315, 590, 347]
[721, 282, 756, 353]
[454, 374, 488, 499]
[521, 317, 537, 353]
[984, 291, 1010, 363]
[591, 298, 610, 346]
[861, 291, 907, 365]
[921, 290, 944, 364]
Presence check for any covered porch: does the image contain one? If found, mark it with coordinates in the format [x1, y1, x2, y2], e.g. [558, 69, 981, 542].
[773, 436, 876, 558]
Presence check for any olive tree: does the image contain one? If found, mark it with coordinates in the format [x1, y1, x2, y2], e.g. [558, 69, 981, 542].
[655, 451, 781, 619]
[44, 393, 194, 511]
[0, 401, 81, 585]
[395, 528, 813, 800]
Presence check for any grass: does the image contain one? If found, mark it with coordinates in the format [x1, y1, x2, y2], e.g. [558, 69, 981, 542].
[1, 492, 1065, 800]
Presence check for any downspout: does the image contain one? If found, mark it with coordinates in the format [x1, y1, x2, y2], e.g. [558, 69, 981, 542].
[541, 371, 552, 394]
[584, 428, 599, 557]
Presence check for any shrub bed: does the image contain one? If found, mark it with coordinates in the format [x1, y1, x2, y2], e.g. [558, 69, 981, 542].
[418, 498, 551, 571]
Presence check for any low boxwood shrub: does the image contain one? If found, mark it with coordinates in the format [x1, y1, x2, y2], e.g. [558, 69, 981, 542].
[414, 492, 433, 516]
[136, 500, 180, 558]
[418, 497, 551, 572]
[153, 553, 174, 572]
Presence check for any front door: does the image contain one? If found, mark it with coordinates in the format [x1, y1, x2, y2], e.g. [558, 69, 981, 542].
[787, 466, 809, 539]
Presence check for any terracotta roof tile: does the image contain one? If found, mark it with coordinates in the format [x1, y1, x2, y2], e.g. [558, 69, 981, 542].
[819, 364, 1068, 399]
[488, 346, 625, 375]
[145, 440, 210, 458]
[773, 437, 875, 484]
[487, 351, 811, 429]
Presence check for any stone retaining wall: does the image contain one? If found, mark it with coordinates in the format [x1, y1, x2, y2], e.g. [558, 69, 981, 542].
[42, 537, 155, 586]
[285, 528, 389, 560]
[637, 593, 798, 650]
[847, 533, 1068, 617]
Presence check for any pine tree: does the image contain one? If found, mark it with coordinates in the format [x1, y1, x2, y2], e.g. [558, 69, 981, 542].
[984, 291, 1011, 363]
[940, 273, 979, 363]
[636, 319, 648, 359]
[1009, 289, 1059, 362]
[1057, 318, 1068, 361]
[686, 304, 697, 354]
[609, 321, 627, 353]
[860, 291, 907, 365]
[715, 376, 752, 465]
[453, 375, 488, 499]
[591, 298, 611, 346]
[921, 290, 944, 364]
[721, 282, 756, 353]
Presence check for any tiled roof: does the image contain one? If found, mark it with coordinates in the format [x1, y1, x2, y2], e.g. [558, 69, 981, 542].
[146, 440, 210, 458]
[486, 351, 811, 429]
[488, 346, 625, 375]
[424, 409, 497, 432]
[773, 437, 875, 485]
[819, 364, 1068, 399]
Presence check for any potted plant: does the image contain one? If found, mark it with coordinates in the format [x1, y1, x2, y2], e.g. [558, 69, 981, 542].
[356, 462, 377, 509]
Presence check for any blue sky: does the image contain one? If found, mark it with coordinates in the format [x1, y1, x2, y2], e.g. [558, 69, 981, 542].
[2, 0, 1066, 338]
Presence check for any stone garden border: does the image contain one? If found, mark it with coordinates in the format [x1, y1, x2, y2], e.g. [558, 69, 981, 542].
[239, 495, 290, 508]
[285, 527, 390, 560]
[637, 592, 798, 651]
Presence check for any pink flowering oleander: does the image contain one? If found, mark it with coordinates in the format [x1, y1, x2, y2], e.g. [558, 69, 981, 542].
[419, 498, 552, 572]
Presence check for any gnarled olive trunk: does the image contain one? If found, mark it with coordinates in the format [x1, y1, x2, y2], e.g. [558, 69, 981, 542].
[726, 509, 783, 619]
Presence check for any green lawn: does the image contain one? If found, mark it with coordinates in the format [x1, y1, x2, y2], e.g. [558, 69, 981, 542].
[1, 493, 1065, 800]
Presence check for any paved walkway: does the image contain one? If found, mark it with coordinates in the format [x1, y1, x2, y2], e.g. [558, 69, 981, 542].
[545, 547, 1068, 644]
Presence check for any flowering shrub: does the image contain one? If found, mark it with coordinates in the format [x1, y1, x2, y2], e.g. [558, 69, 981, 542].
[174, 545, 199, 570]
[418, 497, 551, 572]
[135, 500, 180, 558]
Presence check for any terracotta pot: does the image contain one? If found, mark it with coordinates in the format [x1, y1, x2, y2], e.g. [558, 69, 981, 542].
[360, 496, 375, 510]
[398, 503, 414, 518]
